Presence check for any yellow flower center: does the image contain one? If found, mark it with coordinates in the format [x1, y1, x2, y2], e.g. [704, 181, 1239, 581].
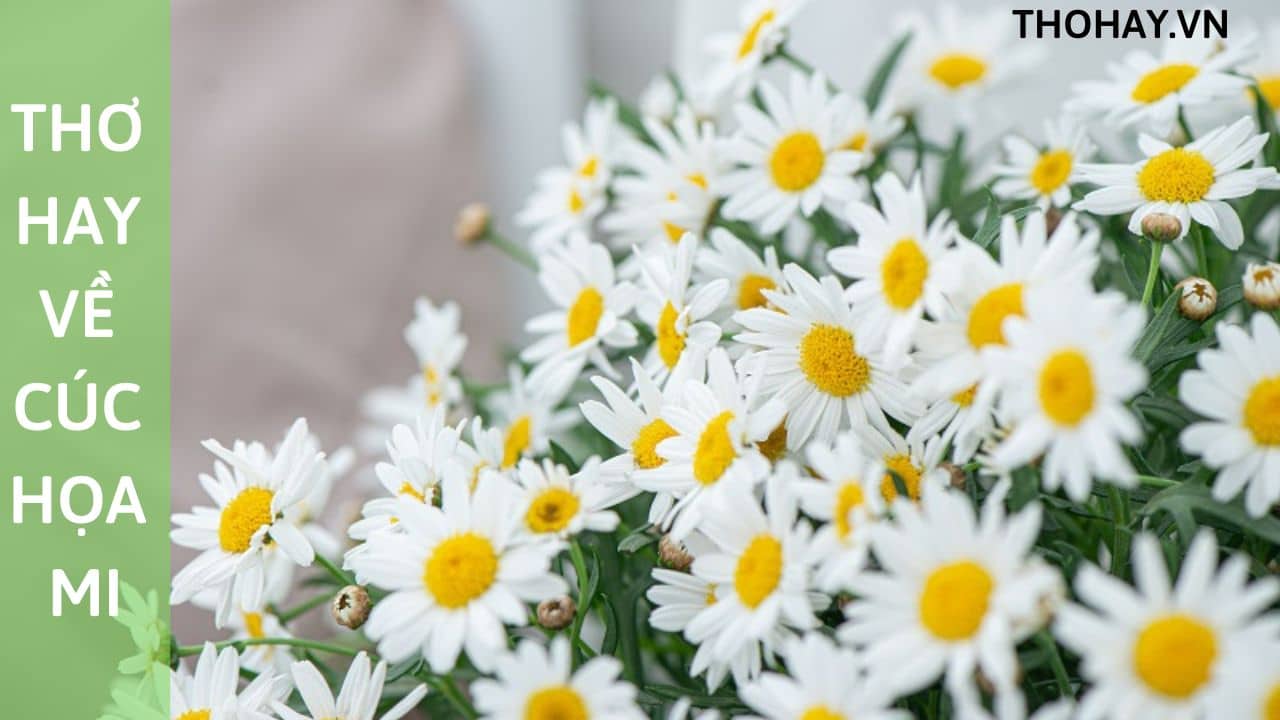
[524, 685, 588, 720]
[577, 155, 599, 179]
[1243, 376, 1280, 446]
[734, 533, 783, 608]
[769, 131, 826, 192]
[1132, 63, 1199, 103]
[844, 131, 869, 152]
[967, 282, 1024, 349]
[693, 411, 737, 485]
[525, 487, 581, 534]
[1264, 680, 1280, 720]
[243, 611, 265, 639]
[218, 487, 275, 554]
[880, 454, 923, 503]
[177, 711, 212, 720]
[566, 286, 605, 346]
[423, 532, 499, 608]
[737, 9, 776, 59]
[952, 384, 977, 407]
[662, 221, 685, 243]
[1133, 614, 1218, 699]
[799, 324, 871, 397]
[919, 560, 994, 641]
[880, 238, 929, 310]
[1038, 349, 1095, 426]
[567, 187, 585, 214]
[398, 482, 428, 503]
[799, 707, 845, 720]
[738, 273, 777, 309]
[1257, 75, 1280, 111]
[928, 52, 988, 90]
[503, 415, 533, 468]
[756, 421, 789, 462]
[1137, 148, 1215, 203]
[1030, 149, 1074, 195]
[632, 418, 677, 470]
[686, 172, 709, 190]
[833, 481, 866, 539]
[656, 301, 686, 369]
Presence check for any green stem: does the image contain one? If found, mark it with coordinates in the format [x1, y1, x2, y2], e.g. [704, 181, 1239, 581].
[1108, 485, 1132, 579]
[1177, 106, 1194, 143]
[1136, 474, 1178, 489]
[568, 541, 591, 664]
[314, 553, 356, 587]
[177, 637, 363, 658]
[483, 228, 537, 270]
[1035, 631, 1073, 697]
[1141, 242, 1165, 307]
[277, 593, 331, 624]
[1193, 225, 1210, 280]
[773, 47, 816, 75]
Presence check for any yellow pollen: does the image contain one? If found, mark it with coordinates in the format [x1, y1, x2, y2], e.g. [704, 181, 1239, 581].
[737, 9, 776, 59]
[218, 487, 275, 554]
[1243, 376, 1280, 446]
[566, 286, 604, 347]
[769, 131, 826, 192]
[738, 273, 777, 309]
[524, 685, 588, 720]
[756, 422, 789, 463]
[503, 415, 533, 468]
[1256, 75, 1280, 110]
[734, 533, 783, 608]
[799, 323, 871, 397]
[577, 155, 599, 178]
[919, 560, 994, 641]
[880, 238, 929, 310]
[686, 172, 709, 189]
[398, 482, 427, 503]
[632, 418, 677, 470]
[1030, 149, 1074, 195]
[834, 481, 865, 539]
[423, 532, 498, 608]
[693, 411, 737, 485]
[177, 711, 212, 720]
[799, 706, 845, 720]
[1264, 680, 1280, 720]
[844, 131, 869, 152]
[525, 487, 581, 534]
[567, 187, 585, 214]
[929, 52, 988, 90]
[1038, 350, 1095, 426]
[1132, 63, 1199, 103]
[662, 221, 685, 243]
[656, 301, 686, 369]
[880, 454, 923, 503]
[967, 282, 1024, 348]
[1133, 614, 1218, 698]
[952, 385, 978, 407]
[1137, 148, 1215, 203]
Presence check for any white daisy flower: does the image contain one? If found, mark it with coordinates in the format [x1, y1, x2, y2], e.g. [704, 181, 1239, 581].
[840, 482, 1063, 720]
[892, 4, 1042, 126]
[1245, 21, 1280, 121]
[488, 365, 578, 470]
[522, 235, 638, 400]
[170, 643, 285, 720]
[604, 108, 722, 254]
[514, 457, 627, 540]
[735, 262, 924, 448]
[911, 211, 1100, 460]
[1180, 311, 1280, 517]
[718, 72, 864, 235]
[739, 632, 910, 720]
[704, 0, 810, 96]
[274, 652, 428, 720]
[1207, 636, 1280, 720]
[856, 424, 950, 506]
[634, 347, 786, 538]
[906, 386, 996, 465]
[356, 373, 436, 456]
[580, 358, 676, 488]
[349, 473, 568, 672]
[794, 431, 887, 592]
[403, 297, 467, 415]
[1068, 36, 1253, 137]
[472, 637, 644, 720]
[457, 415, 509, 486]
[1056, 530, 1280, 720]
[984, 286, 1147, 500]
[685, 466, 822, 670]
[828, 172, 962, 366]
[634, 233, 728, 389]
[517, 98, 621, 250]
[171, 418, 323, 627]
[831, 90, 904, 162]
[696, 227, 787, 321]
[992, 119, 1096, 209]
[1076, 116, 1280, 249]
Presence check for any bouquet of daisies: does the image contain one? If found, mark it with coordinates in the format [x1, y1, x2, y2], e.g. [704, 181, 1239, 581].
[129, 2, 1280, 718]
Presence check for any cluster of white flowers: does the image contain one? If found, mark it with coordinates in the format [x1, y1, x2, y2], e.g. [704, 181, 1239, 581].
[159, 3, 1280, 719]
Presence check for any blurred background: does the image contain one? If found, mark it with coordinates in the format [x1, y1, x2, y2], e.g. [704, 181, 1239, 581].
[170, 0, 1272, 634]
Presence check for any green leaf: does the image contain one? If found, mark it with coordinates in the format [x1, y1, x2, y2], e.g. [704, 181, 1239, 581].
[971, 191, 1001, 250]
[863, 33, 912, 111]
[1141, 482, 1280, 545]
[548, 441, 580, 473]
[1133, 289, 1183, 365]
[618, 524, 658, 553]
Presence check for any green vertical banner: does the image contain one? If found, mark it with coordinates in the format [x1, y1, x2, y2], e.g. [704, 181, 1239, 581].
[0, 1, 171, 717]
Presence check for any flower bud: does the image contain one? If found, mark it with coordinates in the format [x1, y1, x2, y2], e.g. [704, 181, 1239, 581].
[658, 534, 694, 572]
[940, 462, 966, 490]
[1243, 262, 1280, 310]
[331, 585, 371, 630]
[1140, 212, 1182, 243]
[537, 596, 577, 630]
[454, 202, 491, 245]
[1174, 276, 1217, 321]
